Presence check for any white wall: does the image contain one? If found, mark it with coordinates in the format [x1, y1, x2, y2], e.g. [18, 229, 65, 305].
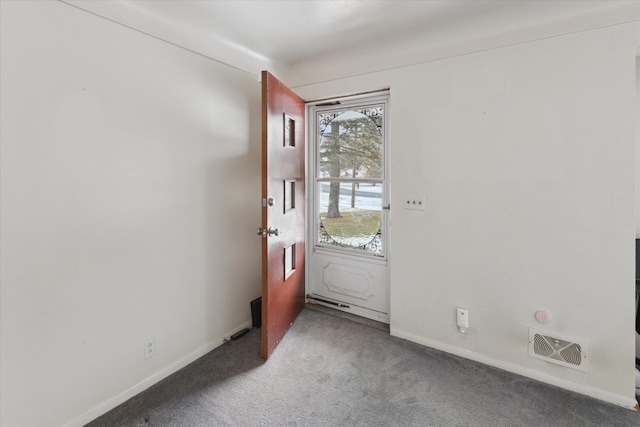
[295, 22, 640, 408]
[0, 2, 262, 426]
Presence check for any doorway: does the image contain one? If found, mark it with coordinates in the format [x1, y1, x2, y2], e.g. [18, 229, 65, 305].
[306, 93, 390, 323]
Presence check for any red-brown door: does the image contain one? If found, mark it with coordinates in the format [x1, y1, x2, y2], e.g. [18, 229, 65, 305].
[260, 71, 306, 359]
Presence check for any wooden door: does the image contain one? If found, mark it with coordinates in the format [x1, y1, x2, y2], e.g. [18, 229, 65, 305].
[261, 71, 306, 359]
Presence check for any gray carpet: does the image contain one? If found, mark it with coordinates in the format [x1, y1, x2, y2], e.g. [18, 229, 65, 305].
[87, 308, 639, 426]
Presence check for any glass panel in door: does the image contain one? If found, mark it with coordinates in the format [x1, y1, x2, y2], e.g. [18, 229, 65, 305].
[315, 104, 386, 257]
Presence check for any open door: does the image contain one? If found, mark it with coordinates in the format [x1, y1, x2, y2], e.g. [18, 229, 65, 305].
[260, 71, 306, 359]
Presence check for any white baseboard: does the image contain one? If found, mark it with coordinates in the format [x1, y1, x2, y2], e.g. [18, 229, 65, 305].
[61, 320, 253, 427]
[390, 327, 639, 411]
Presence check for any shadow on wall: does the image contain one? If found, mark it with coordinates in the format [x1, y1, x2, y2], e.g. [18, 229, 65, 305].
[202, 71, 262, 333]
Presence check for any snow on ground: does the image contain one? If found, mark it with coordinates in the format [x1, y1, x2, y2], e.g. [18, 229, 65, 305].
[318, 183, 383, 212]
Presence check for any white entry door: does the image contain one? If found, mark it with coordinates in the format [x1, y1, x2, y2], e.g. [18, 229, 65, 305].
[307, 93, 390, 323]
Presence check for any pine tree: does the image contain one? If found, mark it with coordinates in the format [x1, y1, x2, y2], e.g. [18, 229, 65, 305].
[319, 111, 382, 218]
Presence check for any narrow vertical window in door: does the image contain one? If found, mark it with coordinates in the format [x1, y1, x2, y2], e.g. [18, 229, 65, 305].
[284, 180, 295, 212]
[308, 93, 390, 323]
[284, 114, 295, 147]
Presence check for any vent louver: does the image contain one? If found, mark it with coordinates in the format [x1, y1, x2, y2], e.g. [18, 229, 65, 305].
[528, 329, 587, 372]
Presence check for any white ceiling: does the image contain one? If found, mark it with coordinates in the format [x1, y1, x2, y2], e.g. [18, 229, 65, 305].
[120, 0, 545, 64]
[65, 0, 638, 82]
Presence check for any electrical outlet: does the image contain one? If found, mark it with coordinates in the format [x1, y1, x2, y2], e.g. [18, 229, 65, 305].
[144, 337, 155, 360]
[457, 308, 469, 333]
[404, 197, 425, 210]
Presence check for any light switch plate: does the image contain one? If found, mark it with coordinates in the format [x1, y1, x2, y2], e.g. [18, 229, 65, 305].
[404, 197, 425, 210]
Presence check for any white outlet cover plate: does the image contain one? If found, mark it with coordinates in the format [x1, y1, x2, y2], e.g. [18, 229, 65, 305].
[144, 337, 155, 360]
[457, 308, 469, 328]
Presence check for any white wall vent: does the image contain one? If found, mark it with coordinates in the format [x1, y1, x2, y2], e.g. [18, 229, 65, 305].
[528, 328, 588, 372]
